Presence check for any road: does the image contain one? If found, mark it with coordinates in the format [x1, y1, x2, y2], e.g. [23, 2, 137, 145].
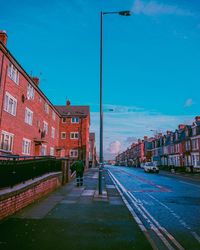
[107, 166, 200, 250]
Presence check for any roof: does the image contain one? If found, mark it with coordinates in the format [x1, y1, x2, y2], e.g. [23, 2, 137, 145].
[55, 105, 90, 117]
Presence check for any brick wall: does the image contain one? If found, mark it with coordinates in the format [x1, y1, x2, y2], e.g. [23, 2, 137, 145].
[0, 174, 61, 220]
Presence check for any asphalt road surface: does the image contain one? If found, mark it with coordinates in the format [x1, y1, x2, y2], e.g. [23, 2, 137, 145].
[107, 166, 200, 250]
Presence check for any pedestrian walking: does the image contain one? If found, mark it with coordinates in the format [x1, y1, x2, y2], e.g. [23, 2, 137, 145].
[71, 160, 85, 187]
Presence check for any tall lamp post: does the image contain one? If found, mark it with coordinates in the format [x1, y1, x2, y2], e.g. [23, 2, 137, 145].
[99, 10, 132, 195]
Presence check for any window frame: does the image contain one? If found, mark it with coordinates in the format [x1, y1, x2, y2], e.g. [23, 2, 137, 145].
[61, 132, 66, 139]
[69, 149, 78, 158]
[4, 92, 17, 116]
[22, 138, 31, 155]
[8, 62, 19, 84]
[0, 130, 14, 152]
[71, 117, 79, 123]
[70, 132, 79, 140]
[25, 107, 33, 125]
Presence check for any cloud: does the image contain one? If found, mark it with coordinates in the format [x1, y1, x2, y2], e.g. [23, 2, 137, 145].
[124, 136, 138, 144]
[132, 0, 192, 16]
[184, 98, 194, 107]
[90, 105, 195, 160]
[107, 141, 121, 154]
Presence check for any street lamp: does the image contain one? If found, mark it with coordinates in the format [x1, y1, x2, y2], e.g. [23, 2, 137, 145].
[99, 10, 132, 195]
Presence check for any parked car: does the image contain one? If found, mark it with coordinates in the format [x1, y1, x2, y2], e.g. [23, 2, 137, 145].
[144, 162, 159, 173]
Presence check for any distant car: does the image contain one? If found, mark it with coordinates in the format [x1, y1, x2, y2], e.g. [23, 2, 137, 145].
[144, 162, 159, 173]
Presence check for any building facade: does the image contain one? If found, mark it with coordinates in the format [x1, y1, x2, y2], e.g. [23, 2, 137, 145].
[0, 31, 95, 165]
[116, 117, 200, 171]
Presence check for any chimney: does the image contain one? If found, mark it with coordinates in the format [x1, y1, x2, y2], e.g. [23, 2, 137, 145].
[195, 116, 200, 122]
[178, 124, 186, 130]
[32, 77, 40, 85]
[66, 100, 71, 106]
[0, 30, 8, 46]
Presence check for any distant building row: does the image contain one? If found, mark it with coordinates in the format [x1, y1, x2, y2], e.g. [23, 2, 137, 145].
[0, 31, 96, 167]
[116, 116, 200, 170]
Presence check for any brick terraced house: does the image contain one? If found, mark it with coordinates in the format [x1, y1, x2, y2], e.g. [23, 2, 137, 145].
[116, 117, 200, 172]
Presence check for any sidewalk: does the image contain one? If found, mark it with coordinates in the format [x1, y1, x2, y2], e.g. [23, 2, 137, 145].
[0, 167, 152, 250]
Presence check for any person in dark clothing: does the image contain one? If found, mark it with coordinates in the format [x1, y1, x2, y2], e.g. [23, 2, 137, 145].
[71, 160, 85, 187]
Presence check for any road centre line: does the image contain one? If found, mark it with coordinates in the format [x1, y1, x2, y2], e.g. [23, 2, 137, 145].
[108, 170, 185, 250]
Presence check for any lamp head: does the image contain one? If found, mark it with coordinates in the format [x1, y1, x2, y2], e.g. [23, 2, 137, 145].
[118, 10, 132, 16]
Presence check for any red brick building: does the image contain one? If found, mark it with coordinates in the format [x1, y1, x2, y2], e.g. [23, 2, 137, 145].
[0, 30, 93, 165]
[0, 31, 60, 156]
[55, 103, 90, 167]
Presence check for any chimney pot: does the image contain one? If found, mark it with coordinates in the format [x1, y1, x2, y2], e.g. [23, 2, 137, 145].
[66, 100, 71, 106]
[0, 30, 8, 46]
[32, 77, 40, 85]
[178, 124, 186, 130]
[195, 116, 200, 122]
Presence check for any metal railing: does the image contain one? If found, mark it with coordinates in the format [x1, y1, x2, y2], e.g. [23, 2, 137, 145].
[0, 155, 62, 189]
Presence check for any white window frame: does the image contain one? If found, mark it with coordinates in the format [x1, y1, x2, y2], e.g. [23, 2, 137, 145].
[62, 118, 67, 123]
[4, 92, 17, 116]
[71, 117, 79, 123]
[22, 138, 31, 155]
[44, 102, 49, 114]
[51, 127, 55, 138]
[61, 132, 66, 139]
[25, 107, 33, 125]
[69, 149, 78, 158]
[41, 144, 47, 156]
[50, 147, 55, 156]
[70, 132, 79, 140]
[0, 130, 14, 152]
[8, 62, 19, 84]
[192, 127, 197, 136]
[52, 110, 56, 120]
[43, 121, 48, 135]
[27, 83, 35, 100]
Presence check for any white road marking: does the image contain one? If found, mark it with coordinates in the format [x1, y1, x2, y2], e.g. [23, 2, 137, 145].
[178, 181, 200, 188]
[108, 170, 185, 250]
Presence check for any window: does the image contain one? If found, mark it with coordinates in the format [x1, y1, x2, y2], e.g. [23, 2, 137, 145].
[62, 118, 67, 123]
[70, 132, 79, 139]
[52, 111, 56, 120]
[27, 83, 34, 100]
[44, 103, 49, 114]
[8, 62, 19, 84]
[0, 131, 14, 152]
[41, 144, 47, 156]
[70, 149, 78, 158]
[39, 96, 42, 103]
[4, 92, 17, 116]
[50, 147, 54, 156]
[22, 138, 31, 155]
[185, 140, 191, 151]
[43, 121, 48, 135]
[51, 127, 55, 138]
[192, 139, 199, 150]
[61, 132, 66, 139]
[192, 127, 196, 136]
[71, 117, 79, 123]
[25, 107, 33, 125]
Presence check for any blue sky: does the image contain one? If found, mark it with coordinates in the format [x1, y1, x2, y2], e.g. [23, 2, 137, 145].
[1, 0, 200, 159]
